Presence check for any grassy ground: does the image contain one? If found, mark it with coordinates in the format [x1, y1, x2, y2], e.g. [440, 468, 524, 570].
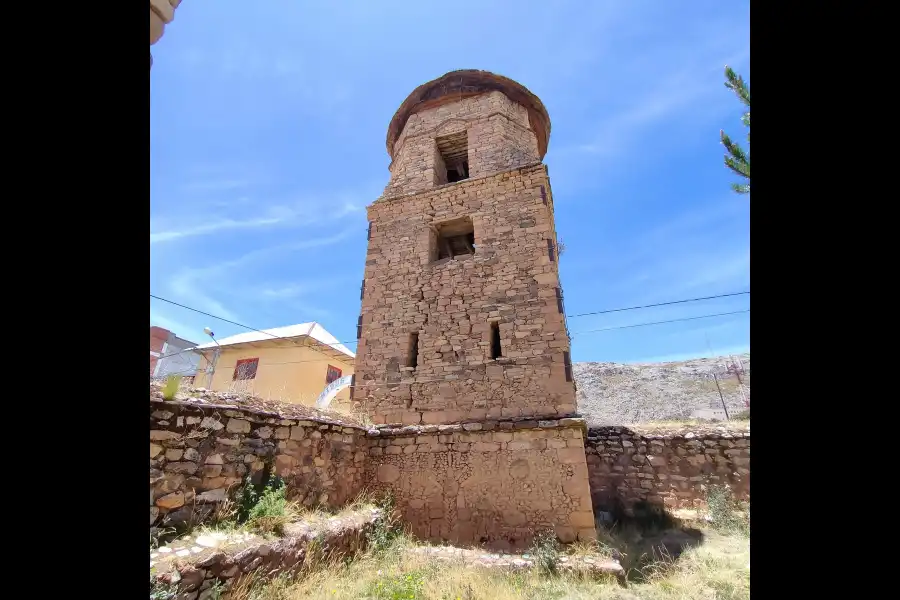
[229, 529, 747, 600]
[228, 506, 750, 600]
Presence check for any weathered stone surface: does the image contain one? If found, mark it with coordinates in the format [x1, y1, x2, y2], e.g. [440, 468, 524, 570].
[356, 73, 574, 427]
[156, 492, 185, 510]
[368, 424, 594, 550]
[226, 419, 251, 434]
[149, 396, 369, 530]
[151, 508, 382, 595]
[200, 417, 224, 430]
[197, 488, 228, 503]
[167, 462, 199, 475]
[585, 426, 750, 512]
[376, 464, 400, 483]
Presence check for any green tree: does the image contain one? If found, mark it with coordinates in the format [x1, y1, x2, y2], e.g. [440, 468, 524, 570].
[720, 66, 750, 195]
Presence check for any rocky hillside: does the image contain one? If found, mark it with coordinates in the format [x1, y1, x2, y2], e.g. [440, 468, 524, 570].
[574, 353, 750, 425]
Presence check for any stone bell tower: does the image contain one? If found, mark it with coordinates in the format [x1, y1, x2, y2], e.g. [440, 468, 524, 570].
[353, 70, 576, 426]
[356, 70, 595, 548]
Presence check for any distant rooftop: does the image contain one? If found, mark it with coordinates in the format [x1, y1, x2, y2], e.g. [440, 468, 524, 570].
[194, 322, 355, 359]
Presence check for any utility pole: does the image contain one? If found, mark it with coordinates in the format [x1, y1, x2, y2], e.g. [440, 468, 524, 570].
[726, 355, 749, 409]
[706, 334, 730, 420]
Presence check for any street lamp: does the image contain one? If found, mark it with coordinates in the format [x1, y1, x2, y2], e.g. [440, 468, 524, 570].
[204, 327, 221, 389]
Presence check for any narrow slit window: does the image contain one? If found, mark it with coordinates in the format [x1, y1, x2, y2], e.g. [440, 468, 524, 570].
[349, 373, 356, 401]
[563, 351, 573, 382]
[547, 239, 556, 262]
[490, 322, 503, 360]
[407, 332, 420, 369]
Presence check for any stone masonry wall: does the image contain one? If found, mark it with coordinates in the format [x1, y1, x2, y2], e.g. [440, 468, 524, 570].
[385, 92, 540, 198]
[584, 426, 750, 515]
[151, 508, 381, 600]
[150, 399, 368, 529]
[366, 418, 596, 552]
[357, 163, 573, 425]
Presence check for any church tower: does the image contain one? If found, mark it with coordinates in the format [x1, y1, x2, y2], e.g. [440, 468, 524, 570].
[356, 70, 595, 549]
[354, 70, 576, 426]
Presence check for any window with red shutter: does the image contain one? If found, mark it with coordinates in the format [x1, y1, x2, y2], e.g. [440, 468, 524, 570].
[233, 358, 259, 381]
[326, 365, 342, 384]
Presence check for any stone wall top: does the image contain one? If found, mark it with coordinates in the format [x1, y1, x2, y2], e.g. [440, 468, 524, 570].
[386, 70, 551, 161]
[149, 383, 368, 431]
[369, 416, 586, 438]
[587, 423, 750, 440]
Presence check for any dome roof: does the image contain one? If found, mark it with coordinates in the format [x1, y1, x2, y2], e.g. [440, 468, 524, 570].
[386, 69, 551, 161]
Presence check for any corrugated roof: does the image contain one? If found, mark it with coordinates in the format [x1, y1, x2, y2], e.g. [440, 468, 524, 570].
[194, 322, 355, 359]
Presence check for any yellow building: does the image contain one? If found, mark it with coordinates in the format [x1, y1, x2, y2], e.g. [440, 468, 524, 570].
[194, 322, 355, 407]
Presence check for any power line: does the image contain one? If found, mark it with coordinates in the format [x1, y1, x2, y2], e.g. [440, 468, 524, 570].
[150, 294, 353, 369]
[573, 309, 750, 335]
[152, 290, 749, 352]
[565, 291, 749, 319]
[151, 295, 286, 341]
[151, 294, 749, 370]
[150, 294, 749, 368]
[212, 310, 750, 368]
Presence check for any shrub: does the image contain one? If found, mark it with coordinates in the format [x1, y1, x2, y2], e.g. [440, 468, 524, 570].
[161, 375, 182, 401]
[367, 492, 402, 554]
[707, 485, 749, 535]
[529, 530, 562, 576]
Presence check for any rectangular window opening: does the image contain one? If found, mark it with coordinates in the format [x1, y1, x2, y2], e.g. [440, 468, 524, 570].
[407, 332, 420, 369]
[547, 239, 556, 262]
[563, 351, 573, 382]
[233, 358, 259, 381]
[435, 131, 469, 185]
[326, 365, 342, 384]
[432, 216, 476, 261]
[490, 322, 503, 360]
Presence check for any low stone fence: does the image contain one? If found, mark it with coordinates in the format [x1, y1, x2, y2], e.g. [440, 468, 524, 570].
[150, 507, 381, 599]
[584, 425, 750, 516]
[150, 388, 749, 550]
[365, 417, 596, 551]
[150, 398, 368, 530]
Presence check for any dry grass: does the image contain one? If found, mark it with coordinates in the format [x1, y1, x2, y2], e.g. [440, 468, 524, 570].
[227, 525, 748, 600]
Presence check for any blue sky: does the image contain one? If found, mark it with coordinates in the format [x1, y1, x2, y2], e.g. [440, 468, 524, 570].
[150, 0, 750, 364]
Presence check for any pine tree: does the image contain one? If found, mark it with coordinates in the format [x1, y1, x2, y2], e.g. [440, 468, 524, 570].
[720, 66, 750, 195]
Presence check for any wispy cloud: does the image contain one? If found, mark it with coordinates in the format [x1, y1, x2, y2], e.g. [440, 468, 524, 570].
[162, 229, 359, 325]
[560, 53, 747, 160]
[150, 200, 363, 245]
[150, 216, 288, 244]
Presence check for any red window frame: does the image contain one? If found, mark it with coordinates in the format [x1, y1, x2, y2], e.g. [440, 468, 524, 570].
[326, 365, 342, 384]
[233, 358, 259, 381]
